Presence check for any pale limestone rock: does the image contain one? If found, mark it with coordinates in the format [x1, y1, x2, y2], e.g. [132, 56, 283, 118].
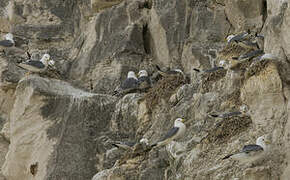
[225, 0, 265, 30]
[2, 76, 117, 180]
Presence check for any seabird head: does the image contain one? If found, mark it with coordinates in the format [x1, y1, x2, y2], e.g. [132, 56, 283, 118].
[139, 138, 149, 145]
[174, 118, 185, 126]
[226, 35, 235, 42]
[256, 135, 270, 149]
[48, 59, 55, 66]
[219, 60, 229, 68]
[239, 104, 249, 113]
[5, 33, 14, 43]
[40, 54, 50, 65]
[138, 70, 148, 77]
[127, 71, 137, 79]
[173, 69, 184, 74]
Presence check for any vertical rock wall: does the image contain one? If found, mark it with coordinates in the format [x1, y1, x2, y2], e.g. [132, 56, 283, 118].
[0, 0, 290, 180]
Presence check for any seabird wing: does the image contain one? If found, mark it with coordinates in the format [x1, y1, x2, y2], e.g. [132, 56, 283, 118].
[242, 144, 263, 153]
[240, 50, 264, 60]
[160, 127, 179, 142]
[0, 40, 14, 47]
[120, 78, 139, 90]
[20, 60, 46, 69]
[229, 32, 248, 43]
[204, 67, 224, 73]
[138, 76, 151, 90]
[222, 111, 242, 118]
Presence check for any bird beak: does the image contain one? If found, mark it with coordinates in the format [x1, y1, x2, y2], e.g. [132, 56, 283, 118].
[181, 118, 185, 123]
[265, 140, 271, 144]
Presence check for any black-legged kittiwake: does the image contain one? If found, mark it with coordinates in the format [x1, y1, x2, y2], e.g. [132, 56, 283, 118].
[17, 54, 51, 74]
[137, 70, 151, 91]
[112, 138, 149, 150]
[113, 71, 139, 96]
[227, 30, 251, 43]
[151, 118, 186, 147]
[222, 135, 270, 163]
[0, 33, 15, 48]
[209, 105, 249, 119]
[232, 50, 264, 61]
[155, 65, 184, 77]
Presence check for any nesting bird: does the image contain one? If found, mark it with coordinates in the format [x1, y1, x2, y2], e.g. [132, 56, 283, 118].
[113, 71, 139, 96]
[232, 50, 264, 61]
[151, 118, 186, 147]
[193, 63, 225, 73]
[209, 105, 249, 119]
[155, 65, 185, 77]
[222, 135, 270, 163]
[0, 33, 15, 48]
[112, 138, 149, 150]
[17, 54, 51, 74]
[137, 70, 151, 91]
[227, 30, 251, 44]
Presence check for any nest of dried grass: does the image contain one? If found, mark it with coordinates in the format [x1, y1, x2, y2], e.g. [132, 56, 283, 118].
[244, 59, 272, 80]
[39, 67, 64, 80]
[200, 69, 227, 93]
[144, 75, 186, 113]
[205, 115, 252, 144]
[218, 43, 252, 61]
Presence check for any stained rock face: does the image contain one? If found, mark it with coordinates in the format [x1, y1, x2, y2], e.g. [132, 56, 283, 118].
[0, 0, 290, 180]
[2, 76, 117, 180]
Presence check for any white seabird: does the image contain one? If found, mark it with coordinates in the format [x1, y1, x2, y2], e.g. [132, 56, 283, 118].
[137, 70, 151, 91]
[222, 135, 270, 163]
[114, 71, 139, 96]
[151, 118, 186, 147]
[17, 54, 51, 73]
[0, 33, 15, 48]
[112, 138, 149, 150]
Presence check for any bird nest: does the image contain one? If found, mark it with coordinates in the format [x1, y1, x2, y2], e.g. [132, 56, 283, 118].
[204, 115, 252, 144]
[218, 43, 252, 61]
[200, 69, 227, 93]
[244, 59, 272, 80]
[144, 75, 186, 113]
[39, 67, 64, 80]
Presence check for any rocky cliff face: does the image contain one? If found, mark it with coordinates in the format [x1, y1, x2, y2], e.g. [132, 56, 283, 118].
[0, 0, 290, 180]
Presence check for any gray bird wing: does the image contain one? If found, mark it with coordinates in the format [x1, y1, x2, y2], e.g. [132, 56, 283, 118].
[229, 32, 248, 43]
[221, 111, 242, 118]
[241, 144, 263, 153]
[21, 60, 46, 69]
[240, 50, 264, 60]
[138, 76, 151, 90]
[204, 67, 224, 73]
[120, 78, 139, 90]
[159, 127, 179, 142]
[0, 40, 14, 47]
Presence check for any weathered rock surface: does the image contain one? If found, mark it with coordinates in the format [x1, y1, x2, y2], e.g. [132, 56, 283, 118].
[2, 76, 117, 180]
[1, 0, 290, 180]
